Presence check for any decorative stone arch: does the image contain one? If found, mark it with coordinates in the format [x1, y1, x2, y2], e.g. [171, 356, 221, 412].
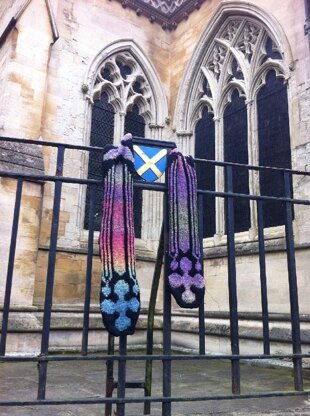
[82, 39, 168, 144]
[249, 61, 287, 100]
[174, 1, 294, 135]
[174, 1, 295, 242]
[79, 40, 168, 244]
[218, 82, 246, 117]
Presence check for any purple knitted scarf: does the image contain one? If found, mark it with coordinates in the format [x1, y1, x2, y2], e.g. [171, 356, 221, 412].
[167, 150, 205, 308]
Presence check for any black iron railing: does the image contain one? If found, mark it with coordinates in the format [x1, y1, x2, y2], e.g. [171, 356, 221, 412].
[0, 136, 310, 416]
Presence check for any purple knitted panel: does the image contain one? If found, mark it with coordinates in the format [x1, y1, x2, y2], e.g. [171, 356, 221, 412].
[167, 150, 205, 308]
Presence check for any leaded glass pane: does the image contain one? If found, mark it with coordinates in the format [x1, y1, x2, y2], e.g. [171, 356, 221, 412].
[257, 70, 292, 227]
[224, 89, 250, 233]
[195, 107, 216, 238]
[84, 92, 115, 231]
[124, 104, 145, 238]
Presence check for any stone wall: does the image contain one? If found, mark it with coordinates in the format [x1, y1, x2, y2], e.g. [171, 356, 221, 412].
[0, 178, 43, 306]
[0, 0, 54, 312]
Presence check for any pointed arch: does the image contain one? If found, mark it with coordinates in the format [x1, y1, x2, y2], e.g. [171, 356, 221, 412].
[83, 39, 168, 128]
[175, 1, 295, 241]
[81, 40, 168, 243]
[174, 1, 294, 133]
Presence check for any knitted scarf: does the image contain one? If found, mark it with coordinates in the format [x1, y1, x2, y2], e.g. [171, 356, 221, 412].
[167, 150, 205, 308]
[99, 134, 140, 337]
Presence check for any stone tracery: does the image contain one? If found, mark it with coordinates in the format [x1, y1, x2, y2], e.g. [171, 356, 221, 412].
[90, 52, 154, 123]
[82, 40, 168, 243]
[174, 3, 293, 240]
[190, 17, 287, 123]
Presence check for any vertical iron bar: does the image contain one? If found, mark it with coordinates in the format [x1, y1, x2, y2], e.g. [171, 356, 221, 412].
[37, 145, 65, 400]
[256, 200, 270, 355]
[0, 177, 23, 356]
[225, 165, 240, 395]
[162, 192, 172, 416]
[82, 184, 96, 355]
[198, 194, 205, 355]
[105, 333, 115, 416]
[284, 171, 303, 391]
[117, 334, 127, 416]
[144, 223, 165, 415]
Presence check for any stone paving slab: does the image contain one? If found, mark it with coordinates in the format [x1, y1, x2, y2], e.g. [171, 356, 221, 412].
[0, 352, 310, 415]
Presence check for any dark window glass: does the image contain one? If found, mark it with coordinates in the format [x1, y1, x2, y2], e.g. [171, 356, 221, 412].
[101, 67, 113, 82]
[224, 89, 250, 233]
[124, 104, 145, 238]
[257, 70, 292, 227]
[133, 81, 143, 94]
[84, 92, 115, 230]
[231, 58, 244, 80]
[202, 78, 212, 98]
[116, 60, 132, 79]
[195, 107, 216, 238]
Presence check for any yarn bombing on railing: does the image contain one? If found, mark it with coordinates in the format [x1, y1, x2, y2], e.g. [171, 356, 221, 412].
[167, 150, 205, 308]
[99, 133, 140, 337]
[99, 136, 205, 336]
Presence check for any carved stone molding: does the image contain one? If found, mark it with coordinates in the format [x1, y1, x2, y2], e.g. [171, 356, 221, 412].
[173, 2, 295, 241]
[111, 0, 206, 30]
[80, 40, 169, 245]
[89, 52, 154, 123]
[174, 1, 294, 132]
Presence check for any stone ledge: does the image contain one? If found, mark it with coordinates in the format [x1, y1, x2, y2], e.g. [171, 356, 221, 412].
[0, 141, 44, 175]
[2, 311, 310, 345]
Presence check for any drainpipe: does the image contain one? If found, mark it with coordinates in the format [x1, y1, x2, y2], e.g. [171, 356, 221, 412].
[305, 0, 310, 47]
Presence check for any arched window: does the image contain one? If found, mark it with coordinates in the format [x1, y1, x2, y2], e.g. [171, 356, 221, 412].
[83, 41, 168, 242]
[175, 5, 293, 240]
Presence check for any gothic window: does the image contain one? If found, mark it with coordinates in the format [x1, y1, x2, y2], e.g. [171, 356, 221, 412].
[83, 45, 167, 241]
[184, 12, 292, 239]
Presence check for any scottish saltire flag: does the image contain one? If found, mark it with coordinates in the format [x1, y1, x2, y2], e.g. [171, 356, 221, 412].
[133, 144, 168, 181]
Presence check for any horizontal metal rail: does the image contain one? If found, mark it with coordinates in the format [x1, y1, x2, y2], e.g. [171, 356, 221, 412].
[0, 170, 309, 205]
[1, 135, 310, 175]
[0, 390, 310, 407]
[1, 353, 310, 362]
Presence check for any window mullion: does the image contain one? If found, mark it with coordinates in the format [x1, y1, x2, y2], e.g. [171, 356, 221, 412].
[215, 116, 225, 241]
[115, 111, 125, 145]
[247, 99, 259, 237]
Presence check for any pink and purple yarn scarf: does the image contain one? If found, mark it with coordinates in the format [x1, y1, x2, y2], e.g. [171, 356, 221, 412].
[99, 136, 204, 336]
[99, 134, 140, 337]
